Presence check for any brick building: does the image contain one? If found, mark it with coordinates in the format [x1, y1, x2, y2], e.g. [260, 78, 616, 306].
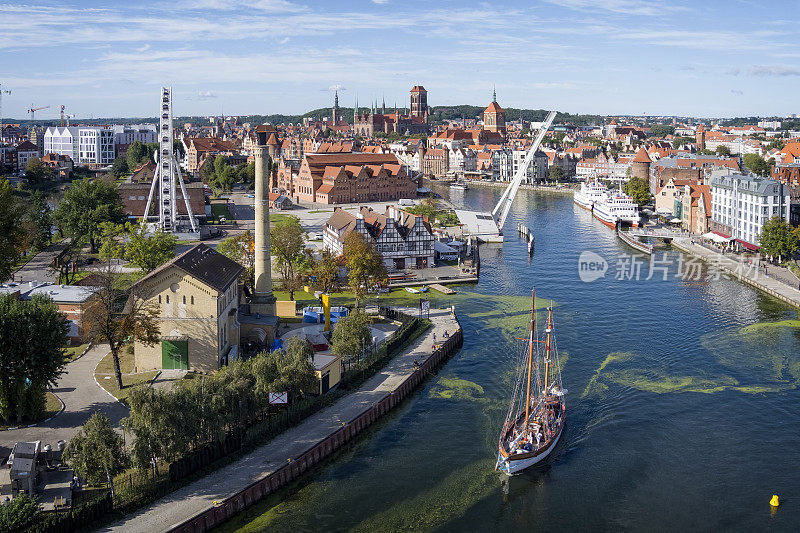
[293, 152, 414, 204]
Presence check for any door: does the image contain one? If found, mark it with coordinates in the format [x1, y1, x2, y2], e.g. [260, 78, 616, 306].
[161, 340, 188, 370]
[321, 371, 330, 394]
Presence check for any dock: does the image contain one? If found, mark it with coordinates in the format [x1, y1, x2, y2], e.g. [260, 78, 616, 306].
[517, 222, 534, 255]
[616, 228, 653, 255]
[428, 283, 456, 295]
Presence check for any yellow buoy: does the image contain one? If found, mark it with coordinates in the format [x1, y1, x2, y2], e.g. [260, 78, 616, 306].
[770, 495, 780, 507]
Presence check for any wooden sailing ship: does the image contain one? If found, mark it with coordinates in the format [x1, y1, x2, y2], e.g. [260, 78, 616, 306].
[495, 289, 566, 475]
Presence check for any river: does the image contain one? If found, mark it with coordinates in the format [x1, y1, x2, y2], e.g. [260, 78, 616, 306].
[222, 186, 800, 532]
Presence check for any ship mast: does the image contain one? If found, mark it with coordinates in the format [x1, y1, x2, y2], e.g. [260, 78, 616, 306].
[524, 289, 536, 429]
[544, 306, 553, 397]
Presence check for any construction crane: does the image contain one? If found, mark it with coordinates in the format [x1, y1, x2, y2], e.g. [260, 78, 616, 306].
[0, 83, 10, 136]
[60, 105, 66, 126]
[59, 105, 75, 127]
[492, 110, 557, 232]
[28, 104, 50, 122]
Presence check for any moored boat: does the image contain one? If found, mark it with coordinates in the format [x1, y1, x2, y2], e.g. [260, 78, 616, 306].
[450, 180, 469, 191]
[592, 191, 641, 228]
[573, 180, 609, 211]
[496, 290, 566, 475]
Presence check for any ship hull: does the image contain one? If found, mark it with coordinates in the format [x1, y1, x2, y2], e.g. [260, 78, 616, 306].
[497, 422, 564, 475]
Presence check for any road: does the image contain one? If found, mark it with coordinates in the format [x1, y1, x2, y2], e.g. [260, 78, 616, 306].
[10, 241, 68, 284]
[0, 344, 129, 458]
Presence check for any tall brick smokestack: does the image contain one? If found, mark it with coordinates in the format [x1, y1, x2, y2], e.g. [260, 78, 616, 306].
[251, 130, 276, 314]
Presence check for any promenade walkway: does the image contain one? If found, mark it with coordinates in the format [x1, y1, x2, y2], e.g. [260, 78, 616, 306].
[100, 307, 460, 533]
[672, 238, 800, 309]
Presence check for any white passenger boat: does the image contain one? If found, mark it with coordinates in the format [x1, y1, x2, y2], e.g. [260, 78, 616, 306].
[573, 180, 609, 210]
[496, 290, 566, 475]
[450, 180, 469, 191]
[592, 191, 641, 228]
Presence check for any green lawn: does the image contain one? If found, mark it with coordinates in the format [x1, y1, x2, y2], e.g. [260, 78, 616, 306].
[210, 203, 233, 220]
[65, 343, 90, 361]
[96, 371, 159, 404]
[95, 349, 134, 375]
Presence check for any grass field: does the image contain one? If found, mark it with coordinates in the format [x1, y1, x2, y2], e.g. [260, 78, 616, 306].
[210, 203, 233, 221]
[65, 343, 90, 361]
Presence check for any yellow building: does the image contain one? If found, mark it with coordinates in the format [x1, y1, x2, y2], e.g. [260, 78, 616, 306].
[132, 244, 244, 373]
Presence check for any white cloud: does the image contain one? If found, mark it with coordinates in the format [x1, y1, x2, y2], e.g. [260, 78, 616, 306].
[197, 90, 217, 99]
[543, 0, 688, 16]
[749, 64, 800, 76]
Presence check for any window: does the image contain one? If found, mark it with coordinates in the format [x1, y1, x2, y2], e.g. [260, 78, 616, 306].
[158, 295, 162, 303]
[183, 295, 186, 304]
[191, 295, 194, 305]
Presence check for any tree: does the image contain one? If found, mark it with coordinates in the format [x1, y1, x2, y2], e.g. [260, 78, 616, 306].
[743, 153, 772, 177]
[548, 164, 565, 182]
[123, 223, 178, 273]
[330, 309, 372, 364]
[208, 155, 235, 193]
[84, 268, 160, 390]
[310, 249, 340, 294]
[24, 157, 55, 184]
[343, 232, 387, 306]
[98, 222, 124, 262]
[648, 124, 674, 137]
[126, 141, 148, 171]
[759, 216, 800, 263]
[271, 216, 310, 300]
[26, 190, 53, 253]
[0, 294, 69, 422]
[0, 179, 26, 282]
[63, 412, 128, 496]
[0, 493, 40, 531]
[715, 145, 731, 156]
[53, 178, 124, 253]
[111, 156, 129, 178]
[217, 230, 255, 288]
[622, 176, 652, 208]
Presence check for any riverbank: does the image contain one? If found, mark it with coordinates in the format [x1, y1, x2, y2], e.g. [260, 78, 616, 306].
[425, 178, 576, 196]
[672, 238, 800, 310]
[101, 307, 462, 533]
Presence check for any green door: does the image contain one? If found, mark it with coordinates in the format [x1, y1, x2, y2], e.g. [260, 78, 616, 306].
[161, 340, 188, 370]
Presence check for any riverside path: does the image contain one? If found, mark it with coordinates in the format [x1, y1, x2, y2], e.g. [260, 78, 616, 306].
[100, 307, 461, 533]
[672, 238, 800, 309]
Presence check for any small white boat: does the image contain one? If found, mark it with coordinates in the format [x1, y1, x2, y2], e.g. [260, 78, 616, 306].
[405, 287, 419, 293]
[450, 181, 468, 190]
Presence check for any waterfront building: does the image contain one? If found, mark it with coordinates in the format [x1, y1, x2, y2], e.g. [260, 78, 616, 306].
[421, 148, 449, 177]
[132, 244, 244, 373]
[14, 140, 39, 172]
[323, 205, 435, 270]
[112, 124, 157, 155]
[710, 173, 791, 249]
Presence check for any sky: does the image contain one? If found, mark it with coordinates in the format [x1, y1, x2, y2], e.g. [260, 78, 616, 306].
[1, 0, 799, 120]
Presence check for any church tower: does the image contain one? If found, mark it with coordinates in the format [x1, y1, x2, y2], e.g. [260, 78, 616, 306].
[332, 89, 339, 124]
[483, 88, 506, 133]
[410, 85, 428, 121]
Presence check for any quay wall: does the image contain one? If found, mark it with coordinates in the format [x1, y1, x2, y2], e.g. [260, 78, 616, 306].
[671, 239, 800, 310]
[166, 315, 464, 533]
[425, 178, 576, 196]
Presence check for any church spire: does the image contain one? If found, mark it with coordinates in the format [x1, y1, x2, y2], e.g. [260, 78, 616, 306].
[492, 85, 497, 103]
[382, 96, 386, 115]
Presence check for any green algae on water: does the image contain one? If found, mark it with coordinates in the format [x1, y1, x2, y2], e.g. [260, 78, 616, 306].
[582, 352, 637, 397]
[351, 460, 497, 533]
[430, 377, 485, 401]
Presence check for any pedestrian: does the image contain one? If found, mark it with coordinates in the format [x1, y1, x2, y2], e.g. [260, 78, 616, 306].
[433, 332, 436, 343]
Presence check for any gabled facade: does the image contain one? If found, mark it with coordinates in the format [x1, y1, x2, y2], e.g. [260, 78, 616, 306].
[323, 206, 435, 270]
[132, 244, 244, 373]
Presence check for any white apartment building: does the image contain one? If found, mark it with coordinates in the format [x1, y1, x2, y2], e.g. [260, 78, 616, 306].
[491, 149, 513, 182]
[511, 149, 548, 183]
[44, 127, 79, 161]
[44, 126, 115, 167]
[710, 172, 791, 248]
[78, 128, 115, 167]
[112, 124, 157, 146]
